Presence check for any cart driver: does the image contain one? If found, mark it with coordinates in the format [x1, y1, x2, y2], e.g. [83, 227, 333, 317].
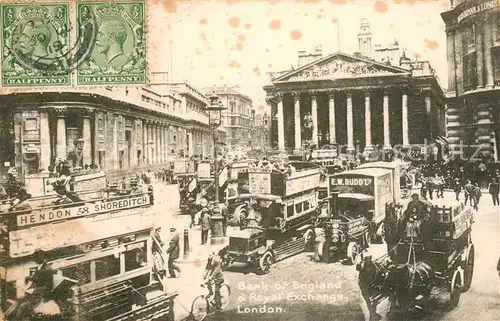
[401, 193, 430, 239]
[202, 251, 225, 311]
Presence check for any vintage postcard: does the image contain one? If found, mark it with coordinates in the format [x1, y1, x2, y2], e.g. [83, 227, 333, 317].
[0, 0, 498, 321]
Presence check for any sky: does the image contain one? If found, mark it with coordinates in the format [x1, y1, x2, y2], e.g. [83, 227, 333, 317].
[149, 0, 451, 112]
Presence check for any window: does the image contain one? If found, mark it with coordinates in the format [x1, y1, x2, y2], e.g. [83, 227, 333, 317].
[125, 242, 147, 272]
[468, 24, 475, 46]
[95, 255, 120, 281]
[304, 200, 310, 211]
[287, 203, 294, 218]
[295, 202, 302, 214]
[61, 262, 91, 285]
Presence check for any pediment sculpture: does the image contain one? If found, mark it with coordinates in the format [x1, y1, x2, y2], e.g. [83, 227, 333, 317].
[288, 58, 392, 81]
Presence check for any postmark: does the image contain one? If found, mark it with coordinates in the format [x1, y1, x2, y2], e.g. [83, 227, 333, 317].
[1, 3, 71, 87]
[76, 1, 146, 85]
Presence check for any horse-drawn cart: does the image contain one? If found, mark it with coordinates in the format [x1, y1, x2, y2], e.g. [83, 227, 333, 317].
[357, 200, 474, 319]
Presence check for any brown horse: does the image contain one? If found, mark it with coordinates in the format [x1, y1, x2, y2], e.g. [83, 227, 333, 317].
[356, 255, 393, 321]
[383, 261, 434, 313]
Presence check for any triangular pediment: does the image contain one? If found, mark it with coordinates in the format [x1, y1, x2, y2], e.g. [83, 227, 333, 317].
[274, 52, 409, 82]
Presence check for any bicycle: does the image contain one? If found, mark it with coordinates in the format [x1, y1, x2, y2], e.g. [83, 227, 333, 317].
[187, 281, 231, 321]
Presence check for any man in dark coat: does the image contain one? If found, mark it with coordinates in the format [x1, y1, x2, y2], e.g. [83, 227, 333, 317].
[488, 178, 500, 206]
[166, 228, 181, 278]
[201, 209, 211, 245]
[464, 180, 475, 206]
[453, 178, 462, 201]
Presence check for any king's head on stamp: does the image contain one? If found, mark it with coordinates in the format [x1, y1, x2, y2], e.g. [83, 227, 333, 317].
[17, 19, 51, 59]
[96, 20, 128, 64]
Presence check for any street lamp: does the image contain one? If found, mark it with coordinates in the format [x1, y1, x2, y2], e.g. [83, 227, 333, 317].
[206, 88, 227, 245]
[206, 89, 226, 202]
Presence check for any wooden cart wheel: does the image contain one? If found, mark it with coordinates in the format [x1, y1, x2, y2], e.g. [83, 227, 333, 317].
[449, 269, 462, 308]
[258, 251, 274, 274]
[347, 242, 359, 265]
[462, 244, 474, 292]
[303, 229, 315, 252]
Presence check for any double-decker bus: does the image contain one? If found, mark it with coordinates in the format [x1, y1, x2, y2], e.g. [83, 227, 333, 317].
[0, 186, 177, 321]
[220, 162, 321, 274]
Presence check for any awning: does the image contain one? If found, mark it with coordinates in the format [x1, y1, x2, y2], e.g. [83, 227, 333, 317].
[338, 193, 375, 201]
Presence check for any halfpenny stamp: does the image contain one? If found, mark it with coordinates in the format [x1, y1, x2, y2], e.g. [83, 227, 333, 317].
[1, 3, 71, 87]
[76, 1, 146, 85]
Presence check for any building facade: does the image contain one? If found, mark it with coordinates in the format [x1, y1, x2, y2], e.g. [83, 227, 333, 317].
[202, 86, 253, 151]
[442, 0, 500, 160]
[264, 20, 446, 155]
[0, 82, 216, 185]
[251, 111, 271, 152]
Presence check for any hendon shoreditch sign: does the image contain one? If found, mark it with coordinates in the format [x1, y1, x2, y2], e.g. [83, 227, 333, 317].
[16, 195, 150, 227]
[458, 0, 500, 23]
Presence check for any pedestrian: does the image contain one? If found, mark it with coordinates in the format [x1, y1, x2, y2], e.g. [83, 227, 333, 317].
[488, 178, 500, 206]
[200, 208, 211, 245]
[434, 173, 445, 198]
[188, 197, 197, 228]
[166, 228, 181, 278]
[453, 178, 462, 201]
[221, 203, 228, 237]
[426, 179, 434, 200]
[420, 178, 428, 199]
[464, 180, 474, 206]
[202, 251, 225, 311]
[472, 182, 481, 211]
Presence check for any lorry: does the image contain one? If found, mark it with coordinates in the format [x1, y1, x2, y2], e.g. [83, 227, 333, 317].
[328, 167, 394, 242]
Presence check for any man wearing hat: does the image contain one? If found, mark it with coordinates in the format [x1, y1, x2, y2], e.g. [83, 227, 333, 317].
[188, 197, 197, 228]
[166, 228, 181, 278]
[453, 178, 462, 201]
[200, 208, 211, 245]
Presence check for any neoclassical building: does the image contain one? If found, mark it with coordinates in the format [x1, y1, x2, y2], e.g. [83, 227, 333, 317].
[263, 20, 446, 155]
[442, 0, 500, 160]
[0, 81, 218, 187]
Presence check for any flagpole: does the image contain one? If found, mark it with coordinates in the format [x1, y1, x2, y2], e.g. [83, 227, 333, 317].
[337, 21, 340, 52]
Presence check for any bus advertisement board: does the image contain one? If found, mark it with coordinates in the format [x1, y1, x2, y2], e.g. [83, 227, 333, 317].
[330, 174, 375, 195]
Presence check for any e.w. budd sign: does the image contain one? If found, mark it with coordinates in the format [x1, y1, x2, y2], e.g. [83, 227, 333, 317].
[16, 195, 150, 227]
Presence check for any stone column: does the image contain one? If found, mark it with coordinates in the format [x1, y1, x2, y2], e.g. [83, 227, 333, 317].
[425, 93, 433, 140]
[82, 108, 93, 167]
[346, 92, 355, 154]
[446, 29, 456, 92]
[276, 94, 285, 151]
[154, 124, 160, 164]
[188, 129, 193, 157]
[311, 92, 318, 145]
[328, 91, 336, 145]
[39, 110, 51, 172]
[112, 114, 120, 170]
[383, 90, 391, 149]
[455, 28, 463, 93]
[402, 89, 409, 146]
[130, 120, 138, 168]
[484, 18, 494, 88]
[293, 92, 302, 151]
[55, 108, 67, 160]
[475, 103, 493, 156]
[142, 120, 147, 166]
[147, 122, 152, 165]
[157, 124, 163, 164]
[476, 21, 485, 88]
[364, 91, 373, 151]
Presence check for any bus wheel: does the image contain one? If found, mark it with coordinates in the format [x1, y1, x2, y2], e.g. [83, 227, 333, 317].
[258, 251, 274, 274]
[303, 229, 315, 252]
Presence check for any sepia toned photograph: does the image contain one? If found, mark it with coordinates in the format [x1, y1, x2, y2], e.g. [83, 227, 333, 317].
[0, 0, 499, 320]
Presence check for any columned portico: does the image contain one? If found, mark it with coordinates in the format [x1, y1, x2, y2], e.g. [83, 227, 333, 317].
[264, 51, 446, 155]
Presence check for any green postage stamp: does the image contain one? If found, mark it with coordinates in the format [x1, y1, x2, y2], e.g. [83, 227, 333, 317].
[77, 2, 147, 85]
[1, 3, 71, 87]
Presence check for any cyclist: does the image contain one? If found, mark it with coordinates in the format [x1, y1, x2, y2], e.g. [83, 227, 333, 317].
[202, 251, 224, 311]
